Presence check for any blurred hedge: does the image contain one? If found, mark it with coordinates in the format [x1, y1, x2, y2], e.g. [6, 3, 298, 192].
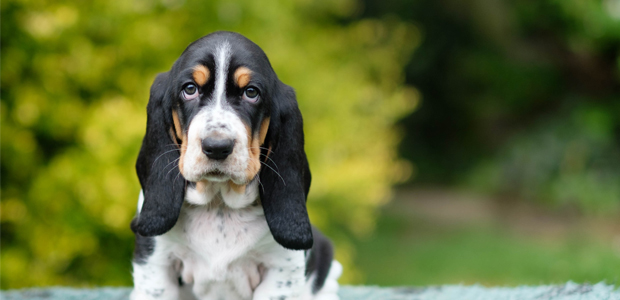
[1, 0, 417, 288]
[362, 0, 620, 212]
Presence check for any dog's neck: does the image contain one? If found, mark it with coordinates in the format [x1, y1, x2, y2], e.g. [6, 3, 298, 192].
[185, 179, 260, 209]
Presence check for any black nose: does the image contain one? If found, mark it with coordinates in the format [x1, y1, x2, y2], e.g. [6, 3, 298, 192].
[202, 138, 235, 160]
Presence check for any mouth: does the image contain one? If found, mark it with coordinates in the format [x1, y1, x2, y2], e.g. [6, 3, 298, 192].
[206, 169, 225, 176]
[202, 169, 231, 182]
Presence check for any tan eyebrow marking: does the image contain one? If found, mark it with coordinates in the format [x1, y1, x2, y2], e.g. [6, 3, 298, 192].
[234, 67, 252, 88]
[192, 65, 210, 86]
[172, 110, 183, 139]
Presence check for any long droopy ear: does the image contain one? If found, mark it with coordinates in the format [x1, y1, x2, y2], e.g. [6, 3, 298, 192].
[259, 82, 313, 250]
[131, 72, 186, 237]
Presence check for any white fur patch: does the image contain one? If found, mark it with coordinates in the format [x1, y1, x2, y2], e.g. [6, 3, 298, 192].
[214, 42, 231, 109]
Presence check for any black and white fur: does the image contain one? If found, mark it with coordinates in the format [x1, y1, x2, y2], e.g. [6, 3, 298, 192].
[130, 31, 341, 300]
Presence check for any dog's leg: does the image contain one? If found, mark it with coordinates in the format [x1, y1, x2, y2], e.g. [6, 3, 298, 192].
[130, 234, 193, 300]
[130, 260, 186, 300]
[252, 249, 307, 300]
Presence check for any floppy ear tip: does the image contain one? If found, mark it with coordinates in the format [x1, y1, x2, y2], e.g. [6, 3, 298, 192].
[130, 217, 152, 237]
[130, 215, 173, 237]
[273, 227, 314, 250]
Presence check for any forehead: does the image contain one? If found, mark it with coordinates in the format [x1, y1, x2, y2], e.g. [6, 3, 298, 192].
[174, 32, 275, 76]
[170, 33, 274, 132]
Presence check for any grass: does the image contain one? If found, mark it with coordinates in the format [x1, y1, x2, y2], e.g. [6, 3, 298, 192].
[350, 189, 620, 286]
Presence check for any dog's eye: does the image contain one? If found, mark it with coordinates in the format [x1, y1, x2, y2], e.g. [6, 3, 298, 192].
[182, 84, 199, 100]
[243, 87, 259, 103]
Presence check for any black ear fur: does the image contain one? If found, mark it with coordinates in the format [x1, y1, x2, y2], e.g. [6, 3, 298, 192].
[259, 82, 313, 250]
[131, 72, 186, 237]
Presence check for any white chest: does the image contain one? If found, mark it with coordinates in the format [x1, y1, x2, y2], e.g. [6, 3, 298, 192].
[136, 181, 313, 300]
[160, 197, 271, 299]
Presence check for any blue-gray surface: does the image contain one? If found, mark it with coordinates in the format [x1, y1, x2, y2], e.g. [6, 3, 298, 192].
[2, 282, 619, 300]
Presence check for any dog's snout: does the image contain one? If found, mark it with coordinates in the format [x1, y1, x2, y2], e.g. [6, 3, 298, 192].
[202, 138, 235, 160]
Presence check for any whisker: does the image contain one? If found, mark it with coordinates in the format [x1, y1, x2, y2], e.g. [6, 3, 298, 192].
[163, 156, 180, 170]
[247, 146, 280, 171]
[151, 148, 181, 168]
[151, 142, 189, 169]
[248, 146, 275, 154]
[249, 157, 286, 186]
[260, 161, 285, 186]
[173, 160, 187, 184]
[174, 169, 183, 184]
[258, 153, 279, 172]
[164, 158, 181, 177]
[255, 175, 265, 194]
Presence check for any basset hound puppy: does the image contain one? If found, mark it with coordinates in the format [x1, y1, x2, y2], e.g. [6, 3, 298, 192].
[129, 31, 341, 300]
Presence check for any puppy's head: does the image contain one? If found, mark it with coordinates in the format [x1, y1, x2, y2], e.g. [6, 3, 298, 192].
[174, 34, 273, 184]
[131, 32, 313, 250]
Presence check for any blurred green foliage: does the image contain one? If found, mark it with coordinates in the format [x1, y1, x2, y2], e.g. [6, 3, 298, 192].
[3, 0, 619, 290]
[362, 0, 620, 212]
[1, 0, 416, 288]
